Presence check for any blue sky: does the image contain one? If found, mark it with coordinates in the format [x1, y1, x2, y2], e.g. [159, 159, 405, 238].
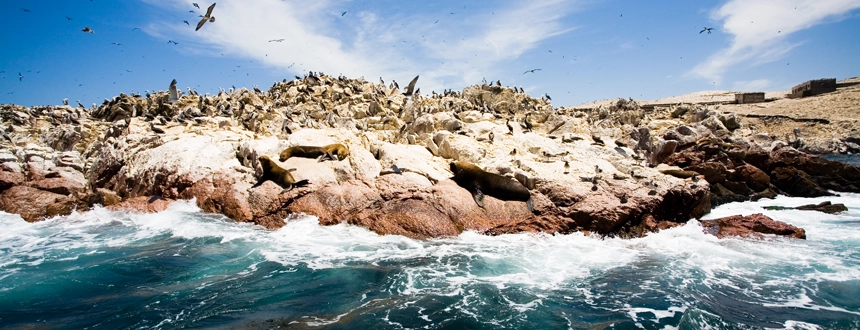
[1, 0, 859, 107]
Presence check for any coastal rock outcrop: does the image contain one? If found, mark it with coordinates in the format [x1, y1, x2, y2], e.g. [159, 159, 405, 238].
[1, 73, 854, 240]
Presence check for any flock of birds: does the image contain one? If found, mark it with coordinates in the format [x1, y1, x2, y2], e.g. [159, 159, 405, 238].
[8, 3, 720, 105]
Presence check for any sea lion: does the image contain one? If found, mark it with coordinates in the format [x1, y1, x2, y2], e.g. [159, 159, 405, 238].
[278, 143, 350, 162]
[449, 161, 534, 212]
[253, 155, 309, 190]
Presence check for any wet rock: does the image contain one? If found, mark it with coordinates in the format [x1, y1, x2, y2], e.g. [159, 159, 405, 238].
[106, 196, 174, 213]
[700, 213, 806, 239]
[0, 186, 77, 222]
[771, 167, 834, 197]
[795, 201, 848, 214]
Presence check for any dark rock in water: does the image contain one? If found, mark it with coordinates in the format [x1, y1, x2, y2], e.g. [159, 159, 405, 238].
[763, 205, 793, 211]
[795, 201, 848, 214]
[771, 167, 834, 197]
[751, 187, 779, 201]
[700, 213, 806, 239]
[710, 183, 747, 205]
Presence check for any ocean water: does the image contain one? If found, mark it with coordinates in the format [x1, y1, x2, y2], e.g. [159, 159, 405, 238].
[1, 194, 859, 330]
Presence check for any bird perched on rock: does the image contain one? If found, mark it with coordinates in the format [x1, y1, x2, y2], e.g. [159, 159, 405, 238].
[82, 27, 94, 33]
[692, 175, 699, 183]
[521, 113, 533, 132]
[391, 165, 404, 174]
[614, 140, 627, 148]
[594, 165, 602, 174]
[150, 123, 165, 134]
[62, 98, 68, 106]
[168, 79, 179, 103]
[488, 131, 494, 144]
[564, 160, 570, 174]
[196, 3, 216, 31]
[403, 75, 419, 96]
[591, 135, 605, 146]
[620, 193, 628, 204]
[506, 119, 514, 135]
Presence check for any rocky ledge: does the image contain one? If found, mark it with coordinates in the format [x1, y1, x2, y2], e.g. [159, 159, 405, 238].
[1, 73, 857, 239]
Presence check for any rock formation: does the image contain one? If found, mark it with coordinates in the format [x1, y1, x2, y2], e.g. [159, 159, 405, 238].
[1, 73, 854, 239]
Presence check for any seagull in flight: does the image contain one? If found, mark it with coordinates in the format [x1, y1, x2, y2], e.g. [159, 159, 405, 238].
[183, 20, 190, 25]
[700, 27, 714, 34]
[269, 39, 285, 42]
[168, 40, 179, 45]
[19, 73, 23, 81]
[82, 27, 94, 33]
[523, 69, 541, 74]
[193, 3, 200, 9]
[66, 16, 73, 20]
[196, 3, 216, 31]
[341, 11, 347, 16]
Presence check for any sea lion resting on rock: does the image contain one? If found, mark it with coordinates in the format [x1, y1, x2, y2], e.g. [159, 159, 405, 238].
[279, 143, 350, 162]
[253, 155, 309, 190]
[449, 161, 534, 213]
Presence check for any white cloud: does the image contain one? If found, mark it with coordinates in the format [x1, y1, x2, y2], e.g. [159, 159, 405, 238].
[142, 0, 577, 92]
[731, 79, 771, 91]
[689, 0, 860, 83]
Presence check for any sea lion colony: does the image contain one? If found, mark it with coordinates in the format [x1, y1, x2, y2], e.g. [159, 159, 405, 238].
[4, 71, 859, 236]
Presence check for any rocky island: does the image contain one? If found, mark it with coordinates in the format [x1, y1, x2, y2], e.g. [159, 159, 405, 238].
[2, 74, 859, 239]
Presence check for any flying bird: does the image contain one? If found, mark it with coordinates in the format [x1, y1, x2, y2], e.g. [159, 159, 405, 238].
[523, 69, 541, 74]
[21, 8, 30, 12]
[168, 79, 179, 103]
[183, 20, 190, 25]
[196, 3, 216, 31]
[193, 3, 200, 9]
[700, 27, 714, 34]
[66, 16, 73, 20]
[82, 27, 94, 33]
[268, 39, 285, 42]
[132, 27, 141, 31]
[19, 73, 23, 81]
[111, 42, 122, 46]
[341, 11, 347, 16]
[402, 75, 419, 96]
[168, 40, 178, 45]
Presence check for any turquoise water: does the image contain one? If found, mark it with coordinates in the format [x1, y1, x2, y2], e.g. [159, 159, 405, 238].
[1, 194, 859, 329]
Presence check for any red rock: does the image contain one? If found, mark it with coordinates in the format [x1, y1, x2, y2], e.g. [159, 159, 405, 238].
[107, 196, 174, 213]
[0, 171, 25, 192]
[0, 186, 77, 222]
[29, 177, 85, 195]
[700, 213, 805, 239]
[734, 164, 770, 192]
[179, 172, 254, 224]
